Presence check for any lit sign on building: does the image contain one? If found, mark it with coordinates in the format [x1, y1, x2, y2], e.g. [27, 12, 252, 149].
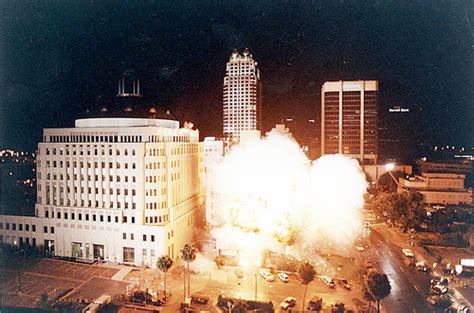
[389, 106, 410, 113]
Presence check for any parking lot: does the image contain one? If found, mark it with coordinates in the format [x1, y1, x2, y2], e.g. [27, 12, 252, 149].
[124, 258, 370, 312]
[0, 258, 120, 308]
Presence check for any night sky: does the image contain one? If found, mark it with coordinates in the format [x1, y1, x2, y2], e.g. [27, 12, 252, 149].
[1, 1, 473, 151]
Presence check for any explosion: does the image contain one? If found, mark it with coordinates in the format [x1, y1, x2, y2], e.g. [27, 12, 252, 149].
[209, 131, 367, 267]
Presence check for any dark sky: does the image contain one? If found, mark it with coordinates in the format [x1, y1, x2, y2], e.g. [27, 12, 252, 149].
[1, 0, 473, 151]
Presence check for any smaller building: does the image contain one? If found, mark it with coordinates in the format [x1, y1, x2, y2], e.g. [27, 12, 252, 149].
[398, 172, 473, 205]
[203, 137, 226, 227]
[239, 130, 261, 145]
[266, 124, 292, 137]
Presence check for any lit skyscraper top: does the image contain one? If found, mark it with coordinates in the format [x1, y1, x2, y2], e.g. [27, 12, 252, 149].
[223, 48, 262, 141]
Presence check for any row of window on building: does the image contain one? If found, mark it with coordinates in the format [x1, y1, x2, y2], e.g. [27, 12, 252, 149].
[0, 222, 36, 232]
[41, 196, 137, 210]
[44, 185, 137, 196]
[39, 173, 138, 185]
[43, 208, 136, 224]
[41, 160, 138, 170]
[41, 146, 137, 156]
[46, 134, 143, 144]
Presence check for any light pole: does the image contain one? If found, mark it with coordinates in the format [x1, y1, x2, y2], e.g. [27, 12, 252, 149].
[254, 273, 257, 312]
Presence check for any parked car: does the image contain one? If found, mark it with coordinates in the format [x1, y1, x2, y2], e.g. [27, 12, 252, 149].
[190, 294, 209, 305]
[337, 278, 352, 290]
[415, 261, 428, 272]
[279, 297, 296, 310]
[402, 248, 414, 258]
[426, 294, 451, 309]
[365, 260, 374, 268]
[430, 276, 449, 287]
[307, 296, 323, 311]
[457, 304, 470, 313]
[130, 290, 161, 306]
[321, 275, 336, 288]
[356, 244, 365, 252]
[431, 283, 448, 295]
[259, 270, 275, 282]
[277, 272, 290, 283]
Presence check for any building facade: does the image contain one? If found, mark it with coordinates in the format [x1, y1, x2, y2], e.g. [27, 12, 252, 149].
[321, 80, 379, 164]
[203, 137, 225, 228]
[223, 48, 262, 141]
[0, 116, 205, 267]
[398, 172, 473, 205]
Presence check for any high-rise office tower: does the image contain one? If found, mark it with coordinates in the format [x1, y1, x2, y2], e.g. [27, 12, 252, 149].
[321, 80, 379, 164]
[223, 48, 262, 141]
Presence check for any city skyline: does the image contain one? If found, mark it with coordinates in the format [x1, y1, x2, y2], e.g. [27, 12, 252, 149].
[1, 1, 473, 151]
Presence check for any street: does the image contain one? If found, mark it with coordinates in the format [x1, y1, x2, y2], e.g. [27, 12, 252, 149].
[358, 227, 434, 313]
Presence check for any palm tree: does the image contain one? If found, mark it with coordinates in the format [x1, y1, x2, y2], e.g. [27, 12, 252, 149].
[156, 255, 173, 302]
[298, 261, 316, 312]
[366, 270, 391, 313]
[363, 287, 375, 312]
[181, 244, 197, 298]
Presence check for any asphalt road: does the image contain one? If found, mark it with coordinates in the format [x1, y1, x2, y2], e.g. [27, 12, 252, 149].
[360, 228, 437, 313]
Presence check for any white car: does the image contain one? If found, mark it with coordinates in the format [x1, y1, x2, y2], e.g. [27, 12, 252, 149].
[457, 304, 470, 313]
[415, 261, 428, 272]
[432, 283, 448, 295]
[277, 272, 289, 282]
[279, 297, 296, 310]
[356, 244, 365, 252]
[402, 248, 414, 258]
[259, 270, 275, 282]
[321, 275, 335, 288]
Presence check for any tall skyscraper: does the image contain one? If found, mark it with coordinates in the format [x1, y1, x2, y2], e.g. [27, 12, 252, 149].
[223, 48, 262, 141]
[321, 80, 379, 164]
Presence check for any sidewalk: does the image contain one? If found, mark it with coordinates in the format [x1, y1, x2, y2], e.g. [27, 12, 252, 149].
[112, 267, 134, 281]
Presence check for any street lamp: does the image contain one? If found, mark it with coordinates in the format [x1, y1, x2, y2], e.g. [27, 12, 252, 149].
[254, 273, 258, 312]
[385, 163, 395, 172]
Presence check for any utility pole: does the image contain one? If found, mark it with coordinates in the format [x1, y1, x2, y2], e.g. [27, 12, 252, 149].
[254, 273, 258, 312]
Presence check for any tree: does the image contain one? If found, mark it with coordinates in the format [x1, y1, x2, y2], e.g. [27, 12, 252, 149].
[372, 191, 425, 230]
[363, 287, 375, 312]
[405, 191, 425, 229]
[53, 300, 83, 313]
[38, 293, 52, 311]
[298, 261, 316, 312]
[157, 255, 173, 302]
[366, 270, 391, 313]
[181, 244, 197, 298]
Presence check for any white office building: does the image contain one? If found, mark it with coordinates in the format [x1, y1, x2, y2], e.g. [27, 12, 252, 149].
[0, 114, 205, 267]
[223, 48, 262, 141]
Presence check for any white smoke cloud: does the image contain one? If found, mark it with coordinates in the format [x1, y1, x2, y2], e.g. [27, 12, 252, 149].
[188, 253, 216, 273]
[208, 130, 367, 266]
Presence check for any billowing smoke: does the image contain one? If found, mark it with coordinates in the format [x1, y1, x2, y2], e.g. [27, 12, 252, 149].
[188, 253, 216, 273]
[208, 131, 367, 267]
